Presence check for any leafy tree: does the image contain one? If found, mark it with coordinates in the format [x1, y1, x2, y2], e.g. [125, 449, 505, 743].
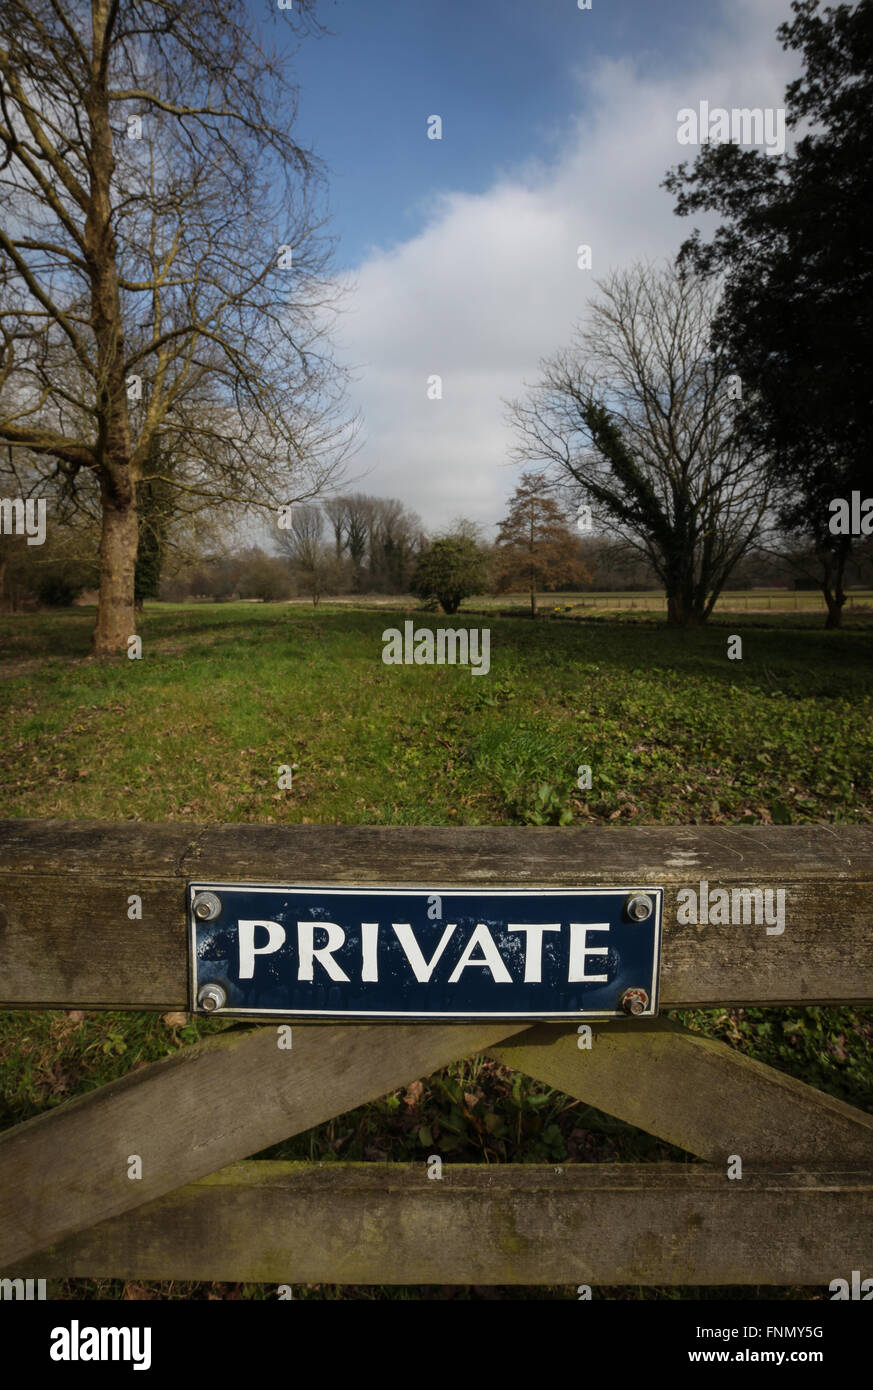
[495, 474, 591, 616]
[410, 535, 487, 615]
[507, 262, 770, 626]
[35, 573, 78, 607]
[663, 0, 873, 627]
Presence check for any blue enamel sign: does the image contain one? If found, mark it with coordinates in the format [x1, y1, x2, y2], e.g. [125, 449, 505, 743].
[188, 883, 663, 1021]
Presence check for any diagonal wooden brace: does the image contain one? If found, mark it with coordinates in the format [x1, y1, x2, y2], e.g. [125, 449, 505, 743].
[490, 1019, 873, 1164]
[0, 1019, 530, 1267]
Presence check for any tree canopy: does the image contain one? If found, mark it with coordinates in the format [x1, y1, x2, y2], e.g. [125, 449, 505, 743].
[507, 262, 770, 625]
[410, 534, 488, 615]
[663, 0, 873, 625]
[495, 474, 591, 616]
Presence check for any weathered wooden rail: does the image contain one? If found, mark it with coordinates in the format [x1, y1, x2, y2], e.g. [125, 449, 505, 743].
[1, 820, 871, 1286]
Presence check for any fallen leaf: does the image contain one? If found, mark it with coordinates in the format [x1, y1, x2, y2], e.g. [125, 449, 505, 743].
[403, 1080, 423, 1108]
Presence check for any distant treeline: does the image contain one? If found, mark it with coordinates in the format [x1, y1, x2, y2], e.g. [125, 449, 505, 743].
[3, 483, 871, 613]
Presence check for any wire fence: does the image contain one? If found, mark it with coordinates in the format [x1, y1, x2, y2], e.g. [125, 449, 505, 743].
[528, 592, 873, 614]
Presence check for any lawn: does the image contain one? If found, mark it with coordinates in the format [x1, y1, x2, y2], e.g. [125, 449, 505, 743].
[1, 600, 871, 1300]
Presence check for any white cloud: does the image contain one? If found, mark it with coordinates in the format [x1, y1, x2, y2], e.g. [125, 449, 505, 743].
[339, 0, 801, 535]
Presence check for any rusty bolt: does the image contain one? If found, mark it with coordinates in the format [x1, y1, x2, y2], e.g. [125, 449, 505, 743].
[620, 987, 649, 1016]
[197, 983, 227, 1012]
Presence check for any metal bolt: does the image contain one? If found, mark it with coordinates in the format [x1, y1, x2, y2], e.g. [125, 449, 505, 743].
[625, 892, 654, 922]
[197, 982, 227, 1012]
[192, 891, 221, 922]
[620, 987, 649, 1016]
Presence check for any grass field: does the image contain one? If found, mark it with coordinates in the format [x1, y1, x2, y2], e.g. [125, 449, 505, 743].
[1, 600, 871, 1300]
[283, 586, 873, 616]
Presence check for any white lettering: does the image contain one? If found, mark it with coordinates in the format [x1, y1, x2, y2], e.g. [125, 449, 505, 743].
[238, 919, 286, 979]
[297, 921, 350, 982]
[361, 922, 379, 981]
[567, 923, 610, 982]
[506, 923, 561, 983]
[447, 924, 512, 984]
[392, 922, 456, 982]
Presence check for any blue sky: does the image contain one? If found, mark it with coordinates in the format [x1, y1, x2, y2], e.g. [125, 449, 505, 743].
[263, 0, 735, 269]
[249, 0, 801, 534]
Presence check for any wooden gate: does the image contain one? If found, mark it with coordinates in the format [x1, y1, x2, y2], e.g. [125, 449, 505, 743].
[1, 820, 871, 1287]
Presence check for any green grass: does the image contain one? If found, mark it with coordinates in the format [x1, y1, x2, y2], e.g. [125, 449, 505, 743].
[1, 601, 871, 826]
[1, 600, 871, 1301]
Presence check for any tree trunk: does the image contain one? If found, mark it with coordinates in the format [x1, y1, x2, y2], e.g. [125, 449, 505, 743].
[86, 2, 137, 657]
[666, 590, 702, 627]
[94, 498, 138, 655]
[530, 581, 537, 617]
[666, 592, 688, 625]
[823, 588, 844, 629]
[822, 543, 848, 629]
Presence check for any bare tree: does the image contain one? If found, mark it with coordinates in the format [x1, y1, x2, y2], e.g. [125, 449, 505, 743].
[278, 502, 336, 606]
[507, 262, 771, 625]
[368, 496, 424, 592]
[322, 495, 348, 560]
[0, 442, 100, 606]
[444, 516, 484, 544]
[0, 0, 354, 654]
[341, 492, 375, 589]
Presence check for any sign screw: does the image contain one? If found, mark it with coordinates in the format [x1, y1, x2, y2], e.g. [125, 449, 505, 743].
[192, 891, 221, 922]
[197, 983, 227, 1012]
[620, 987, 649, 1016]
[625, 893, 654, 922]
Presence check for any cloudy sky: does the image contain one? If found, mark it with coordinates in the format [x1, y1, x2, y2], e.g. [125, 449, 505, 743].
[265, 0, 803, 536]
